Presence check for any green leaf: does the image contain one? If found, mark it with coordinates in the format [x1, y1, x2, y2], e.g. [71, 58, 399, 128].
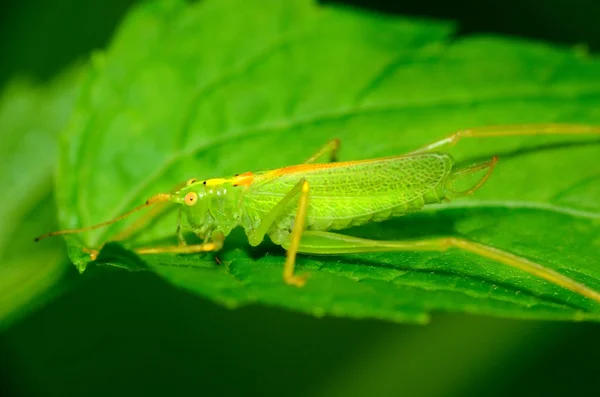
[56, 0, 600, 323]
[0, 67, 83, 329]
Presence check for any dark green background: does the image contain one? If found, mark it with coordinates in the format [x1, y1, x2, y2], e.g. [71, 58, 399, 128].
[1, 1, 599, 396]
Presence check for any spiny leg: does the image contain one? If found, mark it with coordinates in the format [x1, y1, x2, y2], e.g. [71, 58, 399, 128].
[294, 231, 600, 304]
[409, 123, 600, 154]
[303, 138, 341, 164]
[246, 179, 310, 286]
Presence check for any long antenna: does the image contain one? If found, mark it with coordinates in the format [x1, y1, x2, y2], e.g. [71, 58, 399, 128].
[34, 193, 172, 242]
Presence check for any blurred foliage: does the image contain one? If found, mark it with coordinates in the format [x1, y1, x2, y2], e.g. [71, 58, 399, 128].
[1, 0, 599, 397]
[0, 68, 83, 330]
[0, 0, 137, 87]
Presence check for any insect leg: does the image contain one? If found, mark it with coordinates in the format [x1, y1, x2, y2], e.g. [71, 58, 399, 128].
[176, 208, 187, 246]
[293, 231, 600, 304]
[281, 180, 311, 287]
[69, 204, 177, 262]
[408, 123, 600, 154]
[303, 138, 341, 164]
[247, 178, 307, 247]
[245, 178, 310, 286]
[82, 247, 100, 261]
[134, 231, 225, 255]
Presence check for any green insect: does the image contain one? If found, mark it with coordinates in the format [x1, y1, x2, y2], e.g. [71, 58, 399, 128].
[36, 124, 600, 303]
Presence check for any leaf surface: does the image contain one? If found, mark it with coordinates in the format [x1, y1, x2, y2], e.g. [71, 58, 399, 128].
[57, 0, 600, 323]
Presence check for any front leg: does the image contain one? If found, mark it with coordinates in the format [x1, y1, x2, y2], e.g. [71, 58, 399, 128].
[176, 208, 187, 246]
[135, 231, 225, 255]
[281, 180, 311, 287]
[246, 178, 310, 286]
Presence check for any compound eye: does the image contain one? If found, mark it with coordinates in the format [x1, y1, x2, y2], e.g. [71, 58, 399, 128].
[186, 178, 197, 186]
[184, 192, 198, 206]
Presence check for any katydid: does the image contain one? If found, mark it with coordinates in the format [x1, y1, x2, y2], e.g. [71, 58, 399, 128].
[36, 124, 600, 303]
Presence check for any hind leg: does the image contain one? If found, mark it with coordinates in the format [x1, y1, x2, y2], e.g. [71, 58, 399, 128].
[409, 124, 600, 154]
[289, 231, 600, 304]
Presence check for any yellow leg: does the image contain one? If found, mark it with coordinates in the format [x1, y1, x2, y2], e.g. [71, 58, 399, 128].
[409, 123, 600, 154]
[244, 178, 311, 286]
[283, 180, 311, 287]
[294, 231, 600, 304]
[82, 247, 100, 261]
[135, 232, 224, 255]
[84, 205, 186, 261]
[247, 179, 307, 247]
[303, 138, 341, 164]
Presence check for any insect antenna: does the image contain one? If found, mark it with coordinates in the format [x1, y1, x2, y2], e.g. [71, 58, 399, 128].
[34, 193, 172, 242]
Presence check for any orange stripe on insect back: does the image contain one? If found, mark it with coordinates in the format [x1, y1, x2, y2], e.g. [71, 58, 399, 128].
[267, 160, 366, 177]
[233, 171, 254, 186]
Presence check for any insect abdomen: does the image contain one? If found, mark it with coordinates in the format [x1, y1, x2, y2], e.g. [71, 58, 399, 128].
[262, 182, 448, 246]
[244, 153, 453, 244]
[326, 182, 447, 230]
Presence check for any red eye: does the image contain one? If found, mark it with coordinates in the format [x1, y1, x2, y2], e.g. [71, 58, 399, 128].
[184, 192, 198, 206]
